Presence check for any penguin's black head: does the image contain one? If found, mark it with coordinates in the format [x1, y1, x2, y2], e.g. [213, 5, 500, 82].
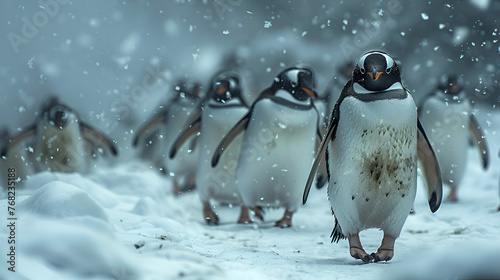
[353, 51, 401, 92]
[42, 98, 73, 130]
[273, 66, 317, 101]
[208, 71, 244, 104]
[439, 74, 464, 96]
[173, 79, 203, 100]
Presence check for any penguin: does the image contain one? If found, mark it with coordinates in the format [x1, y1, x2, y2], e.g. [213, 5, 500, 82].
[1, 128, 35, 187]
[1, 97, 117, 174]
[303, 51, 442, 263]
[170, 71, 250, 224]
[418, 74, 489, 202]
[133, 79, 202, 194]
[212, 66, 322, 228]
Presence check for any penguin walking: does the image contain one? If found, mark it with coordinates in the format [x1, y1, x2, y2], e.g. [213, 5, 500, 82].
[212, 66, 321, 228]
[303, 51, 442, 262]
[170, 71, 250, 224]
[418, 74, 489, 202]
[1, 97, 118, 175]
[133, 80, 202, 194]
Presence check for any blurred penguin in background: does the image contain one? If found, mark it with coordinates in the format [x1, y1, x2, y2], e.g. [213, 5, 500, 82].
[133, 79, 202, 195]
[323, 61, 355, 116]
[1, 97, 118, 181]
[418, 74, 489, 201]
[170, 71, 250, 224]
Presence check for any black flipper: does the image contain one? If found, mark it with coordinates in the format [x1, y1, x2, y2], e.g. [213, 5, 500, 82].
[330, 215, 345, 243]
[211, 112, 251, 167]
[169, 116, 202, 159]
[315, 134, 328, 189]
[81, 122, 118, 156]
[417, 119, 442, 213]
[303, 106, 339, 204]
[132, 115, 166, 147]
[469, 114, 489, 170]
[1, 124, 37, 158]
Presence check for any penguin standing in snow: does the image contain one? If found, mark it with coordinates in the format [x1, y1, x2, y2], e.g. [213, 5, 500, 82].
[212, 66, 321, 228]
[1, 97, 117, 175]
[303, 51, 442, 262]
[170, 71, 250, 224]
[418, 74, 489, 201]
[133, 80, 202, 194]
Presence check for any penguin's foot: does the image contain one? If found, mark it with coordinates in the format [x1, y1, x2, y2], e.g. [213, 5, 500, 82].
[202, 201, 219, 225]
[172, 180, 181, 196]
[275, 209, 294, 228]
[447, 187, 458, 202]
[183, 175, 196, 192]
[373, 234, 395, 262]
[237, 206, 253, 224]
[348, 234, 372, 263]
[372, 249, 393, 262]
[350, 246, 372, 263]
[252, 207, 264, 221]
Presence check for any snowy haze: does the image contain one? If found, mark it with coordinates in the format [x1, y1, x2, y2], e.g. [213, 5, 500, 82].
[0, 1, 499, 279]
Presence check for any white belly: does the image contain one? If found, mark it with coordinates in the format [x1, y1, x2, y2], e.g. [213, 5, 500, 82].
[36, 122, 89, 173]
[419, 96, 470, 186]
[164, 102, 199, 178]
[197, 105, 248, 204]
[236, 98, 318, 212]
[329, 96, 418, 237]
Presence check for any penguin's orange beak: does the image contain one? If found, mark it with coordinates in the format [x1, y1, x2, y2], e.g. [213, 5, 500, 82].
[217, 87, 228, 95]
[367, 71, 383, 81]
[301, 87, 316, 98]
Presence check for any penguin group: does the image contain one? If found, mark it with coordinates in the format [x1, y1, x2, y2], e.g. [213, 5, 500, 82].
[1, 50, 496, 264]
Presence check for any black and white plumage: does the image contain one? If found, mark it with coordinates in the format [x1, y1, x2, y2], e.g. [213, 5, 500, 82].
[418, 74, 489, 202]
[169, 71, 249, 224]
[1, 97, 117, 176]
[212, 66, 321, 228]
[303, 51, 442, 262]
[132, 80, 202, 194]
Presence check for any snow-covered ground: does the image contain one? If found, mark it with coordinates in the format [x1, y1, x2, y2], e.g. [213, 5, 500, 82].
[0, 108, 499, 280]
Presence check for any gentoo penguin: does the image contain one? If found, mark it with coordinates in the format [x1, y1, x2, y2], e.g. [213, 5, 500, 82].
[212, 66, 321, 228]
[170, 71, 250, 224]
[418, 74, 489, 201]
[133, 79, 202, 194]
[303, 51, 442, 262]
[1, 97, 117, 174]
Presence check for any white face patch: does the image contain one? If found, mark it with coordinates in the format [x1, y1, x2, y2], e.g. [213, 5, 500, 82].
[284, 69, 301, 87]
[357, 51, 395, 72]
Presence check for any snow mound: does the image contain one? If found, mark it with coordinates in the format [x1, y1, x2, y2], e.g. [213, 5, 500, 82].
[17, 216, 139, 280]
[19, 181, 108, 221]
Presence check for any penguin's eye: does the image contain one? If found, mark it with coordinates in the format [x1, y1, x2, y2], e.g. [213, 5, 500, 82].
[360, 68, 365, 74]
[386, 67, 392, 74]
